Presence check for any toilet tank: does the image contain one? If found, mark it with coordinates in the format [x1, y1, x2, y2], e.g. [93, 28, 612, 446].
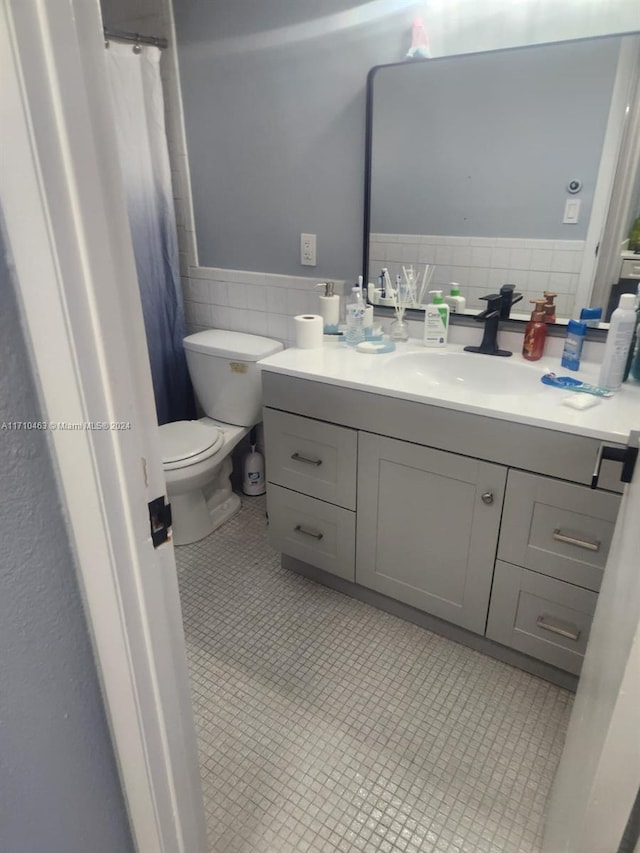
[183, 330, 283, 426]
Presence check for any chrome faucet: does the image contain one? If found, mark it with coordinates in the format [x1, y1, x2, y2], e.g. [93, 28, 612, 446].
[464, 293, 513, 357]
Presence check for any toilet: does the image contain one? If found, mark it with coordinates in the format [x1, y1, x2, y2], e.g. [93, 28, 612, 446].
[160, 329, 283, 545]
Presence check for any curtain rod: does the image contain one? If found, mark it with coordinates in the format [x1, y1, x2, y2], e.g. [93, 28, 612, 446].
[104, 27, 168, 50]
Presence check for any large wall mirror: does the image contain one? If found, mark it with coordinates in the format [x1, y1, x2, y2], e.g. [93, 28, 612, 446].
[364, 34, 640, 324]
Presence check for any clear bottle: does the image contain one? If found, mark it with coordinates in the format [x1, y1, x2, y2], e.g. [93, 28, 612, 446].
[560, 319, 587, 371]
[345, 286, 365, 346]
[598, 293, 637, 391]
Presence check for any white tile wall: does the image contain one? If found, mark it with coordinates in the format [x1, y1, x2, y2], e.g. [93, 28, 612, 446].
[183, 266, 349, 346]
[369, 234, 585, 318]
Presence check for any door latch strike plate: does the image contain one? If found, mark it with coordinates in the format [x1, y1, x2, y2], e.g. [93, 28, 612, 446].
[591, 431, 639, 489]
[148, 496, 172, 548]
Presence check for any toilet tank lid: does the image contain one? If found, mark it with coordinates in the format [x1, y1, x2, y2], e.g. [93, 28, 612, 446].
[184, 330, 283, 361]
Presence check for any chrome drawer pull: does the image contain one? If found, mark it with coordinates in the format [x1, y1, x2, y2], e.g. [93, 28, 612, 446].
[552, 528, 600, 552]
[291, 452, 322, 467]
[536, 615, 581, 642]
[294, 524, 323, 541]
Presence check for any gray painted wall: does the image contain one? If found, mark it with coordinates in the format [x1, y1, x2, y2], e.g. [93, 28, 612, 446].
[173, 0, 409, 279]
[370, 38, 620, 240]
[173, 0, 639, 280]
[0, 230, 134, 853]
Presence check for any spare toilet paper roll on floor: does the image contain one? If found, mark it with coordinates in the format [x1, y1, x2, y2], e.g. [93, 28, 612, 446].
[294, 314, 323, 349]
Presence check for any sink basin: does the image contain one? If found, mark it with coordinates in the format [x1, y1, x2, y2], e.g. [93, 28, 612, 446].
[378, 351, 546, 396]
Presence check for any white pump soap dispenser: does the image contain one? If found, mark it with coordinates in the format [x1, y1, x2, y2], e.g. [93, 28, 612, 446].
[444, 282, 466, 313]
[315, 281, 340, 334]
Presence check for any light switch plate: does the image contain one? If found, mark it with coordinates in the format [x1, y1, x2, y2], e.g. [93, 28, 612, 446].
[563, 198, 581, 224]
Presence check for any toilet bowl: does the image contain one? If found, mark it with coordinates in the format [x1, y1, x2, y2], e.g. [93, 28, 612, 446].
[159, 330, 283, 545]
[160, 418, 248, 545]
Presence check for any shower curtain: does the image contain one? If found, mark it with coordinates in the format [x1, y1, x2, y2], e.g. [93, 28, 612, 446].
[105, 42, 194, 425]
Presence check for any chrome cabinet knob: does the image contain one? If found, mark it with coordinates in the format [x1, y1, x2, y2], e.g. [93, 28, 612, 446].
[481, 491, 494, 505]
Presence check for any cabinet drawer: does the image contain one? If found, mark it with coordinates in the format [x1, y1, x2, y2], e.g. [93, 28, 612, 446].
[263, 408, 357, 509]
[498, 470, 620, 591]
[267, 484, 355, 581]
[487, 561, 597, 675]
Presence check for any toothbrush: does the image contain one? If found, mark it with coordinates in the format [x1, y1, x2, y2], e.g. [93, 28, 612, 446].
[541, 373, 613, 397]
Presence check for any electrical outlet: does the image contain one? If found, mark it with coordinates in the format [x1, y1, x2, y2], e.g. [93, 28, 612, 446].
[300, 233, 317, 266]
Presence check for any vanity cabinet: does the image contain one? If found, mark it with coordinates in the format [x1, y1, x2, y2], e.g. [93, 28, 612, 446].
[356, 433, 506, 634]
[485, 470, 620, 674]
[261, 371, 623, 679]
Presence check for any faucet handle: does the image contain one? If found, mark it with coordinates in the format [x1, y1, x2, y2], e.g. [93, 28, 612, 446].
[498, 283, 522, 318]
[475, 293, 502, 320]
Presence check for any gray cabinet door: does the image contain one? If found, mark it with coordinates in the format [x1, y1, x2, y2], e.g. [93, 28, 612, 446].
[356, 433, 507, 634]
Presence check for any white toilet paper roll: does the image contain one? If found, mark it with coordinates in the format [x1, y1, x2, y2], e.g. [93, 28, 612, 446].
[294, 314, 323, 349]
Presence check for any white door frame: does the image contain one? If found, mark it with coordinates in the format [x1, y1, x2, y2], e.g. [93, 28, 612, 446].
[543, 433, 640, 852]
[1, 2, 207, 851]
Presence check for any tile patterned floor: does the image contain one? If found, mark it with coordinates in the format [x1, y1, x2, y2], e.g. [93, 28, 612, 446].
[176, 496, 572, 853]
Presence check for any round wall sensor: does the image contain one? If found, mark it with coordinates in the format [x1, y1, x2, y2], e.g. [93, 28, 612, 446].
[567, 179, 582, 194]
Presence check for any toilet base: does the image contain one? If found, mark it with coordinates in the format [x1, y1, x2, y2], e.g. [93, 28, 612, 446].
[170, 456, 242, 546]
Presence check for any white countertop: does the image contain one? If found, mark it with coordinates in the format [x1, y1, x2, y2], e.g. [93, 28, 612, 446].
[259, 340, 640, 443]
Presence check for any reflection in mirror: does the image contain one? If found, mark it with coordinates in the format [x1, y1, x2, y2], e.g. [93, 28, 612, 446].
[364, 34, 640, 323]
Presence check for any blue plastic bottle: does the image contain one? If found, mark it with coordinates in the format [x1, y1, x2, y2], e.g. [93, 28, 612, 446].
[560, 320, 587, 371]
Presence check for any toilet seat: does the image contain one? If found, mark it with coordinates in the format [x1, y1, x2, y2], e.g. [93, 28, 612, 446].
[160, 420, 224, 471]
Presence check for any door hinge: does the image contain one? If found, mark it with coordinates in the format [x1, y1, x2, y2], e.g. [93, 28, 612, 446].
[148, 496, 172, 548]
[591, 431, 639, 489]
